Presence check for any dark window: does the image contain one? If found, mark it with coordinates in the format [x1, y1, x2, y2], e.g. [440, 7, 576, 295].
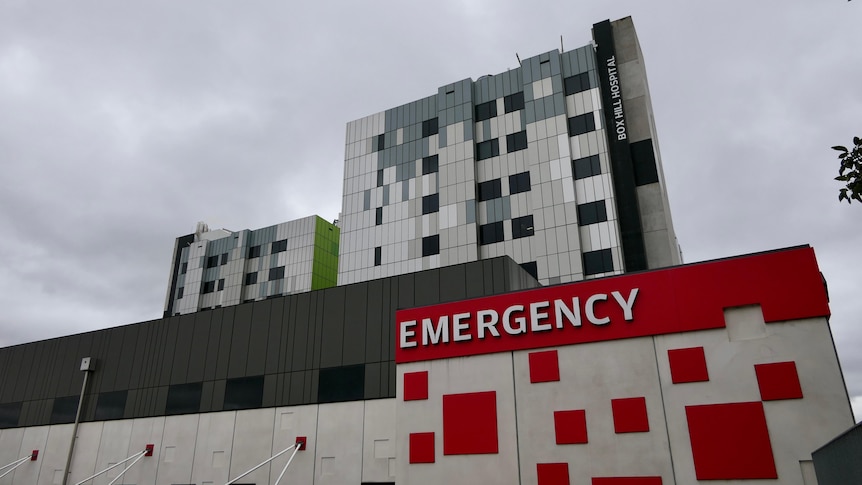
[422, 155, 439, 175]
[0, 402, 22, 428]
[94, 391, 127, 421]
[511, 215, 534, 239]
[583, 248, 614, 275]
[217, 278, 225, 291]
[50, 396, 79, 425]
[374, 246, 382, 266]
[248, 245, 261, 259]
[630, 139, 659, 186]
[422, 117, 439, 137]
[422, 235, 440, 256]
[180, 262, 187, 274]
[568, 113, 596, 137]
[564, 72, 591, 96]
[220, 253, 228, 265]
[224, 376, 264, 410]
[243, 299, 255, 304]
[573, 155, 602, 179]
[202, 280, 216, 294]
[479, 222, 505, 245]
[474, 100, 498, 122]
[476, 139, 500, 161]
[504, 92, 525, 113]
[422, 194, 439, 215]
[509, 171, 531, 195]
[375, 207, 383, 226]
[577, 200, 608, 226]
[206, 255, 219, 268]
[477, 179, 502, 202]
[176, 287, 184, 299]
[245, 272, 258, 285]
[272, 239, 288, 253]
[165, 383, 202, 415]
[318, 365, 365, 403]
[377, 169, 384, 187]
[506, 131, 528, 153]
[269, 266, 285, 281]
[520, 261, 539, 280]
[376, 134, 385, 151]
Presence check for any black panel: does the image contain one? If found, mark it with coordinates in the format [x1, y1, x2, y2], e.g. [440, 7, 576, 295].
[583, 248, 615, 275]
[464, 260, 485, 299]
[508, 171, 531, 195]
[0, 402, 21, 428]
[476, 139, 500, 160]
[159, 318, 180, 386]
[343, 285, 369, 366]
[223, 375, 264, 411]
[154, 385, 169, 415]
[630, 139, 660, 186]
[567, 113, 596, 136]
[320, 287, 346, 368]
[311, 292, 325, 369]
[114, 326, 138, 392]
[422, 155, 439, 175]
[474, 100, 497, 122]
[439, 264, 466, 303]
[246, 300, 271, 376]
[124, 389, 138, 418]
[520, 261, 539, 280]
[422, 193, 439, 214]
[577, 200, 609, 226]
[165, 382, 202, 415]
[504, 91, 525, 113]
[11, 345, 33, 401]
[262, 374, 278, 408]
[364, 362, 381, 400]
[564, 72, 591, 96]
[199, 381, 214, 413]
[186, 312, 210, 383]
[477, 179, 502, 201]
[421, 235, 439, 256]
[265, 299, 285, 375]
[290, 293, 311, 371]
[228, 304, 253, 378]
[511, 215, 535, 239]
[50, 396, 80, 424]
[382, 277, 395, 361]
[414, 268, 440, 307]
[318, 365, 365, 404]
[211, 380, 226, 411]
[288, 370, 305, 405]
[170, 314, 195, 385]
[205, 309, 225, 381]
[506, 131, 527, 153]
[94, 391, 127, 421]
[422, 117, 438, 137]
[491, 258, 507, 294]
[479, 221, 504, 245]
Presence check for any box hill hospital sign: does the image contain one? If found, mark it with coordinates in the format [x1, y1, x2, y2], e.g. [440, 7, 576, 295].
[395, 247, 830, 364]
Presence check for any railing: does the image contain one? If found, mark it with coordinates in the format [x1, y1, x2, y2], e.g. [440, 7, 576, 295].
[0, 451, 38, 480]
[74, 444, 153, 485]
[225, 437, 306, 485]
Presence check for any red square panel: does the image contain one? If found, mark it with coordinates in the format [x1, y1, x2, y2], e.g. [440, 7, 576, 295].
[667, 347, 709, 383]
[755, 361, 803, 401]
[404, 371, 429, 401]
[611, 397, 649, 433]
[529, 350, 560, 383]
[592, 478, 662, 485]
[409, 432, 435, 464]
[686, 402, 777, 479]
[443, 391, 498, 455]
[537, 462, 570, 485]
[554, 410, 588, 444]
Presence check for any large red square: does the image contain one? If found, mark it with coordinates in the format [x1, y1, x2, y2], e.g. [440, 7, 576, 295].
[592, 478, 662, 485]
[409, 432, 435, 464]
[755, 361, 803, 401]
[686, 402, 777, 479]
[667, 347, 709, 383]
[537, 462, 570, 485]
[443, 391, 498, 455]
[404, 371, 429, 401]
[529, 350, 560, 383]
[611, 397, 649, 433]
[554, 410, 588, 444]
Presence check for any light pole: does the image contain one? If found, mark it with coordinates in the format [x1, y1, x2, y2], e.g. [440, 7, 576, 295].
[61, 357, 94, 485]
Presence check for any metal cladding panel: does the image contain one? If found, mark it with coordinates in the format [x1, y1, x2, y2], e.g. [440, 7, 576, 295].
[320, 286, 347, 368]
[265, 298, 285, 374]
[186, 312, 210, 382]
[170, 315, 195, 385]
[215, 307, 234, 380]
[247, 300, 271, 376]
[203, 308, 223, 381]
[228, 304, 253, 378]
[364, 280, 383, 364]
[439, 264, 467, 303]
[814, 424, 862, 484]
[290, 292, 311, 371]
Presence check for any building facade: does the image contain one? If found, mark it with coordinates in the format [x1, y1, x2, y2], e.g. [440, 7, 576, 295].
[337, 18, 679, 287]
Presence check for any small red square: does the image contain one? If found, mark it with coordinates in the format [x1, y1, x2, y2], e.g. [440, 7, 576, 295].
[409, 432, 435, 464]
[686, 402, 777, 479]
[554, 410, 588, 444]
[443, 391, 498, 455]
[404, 371, 429, 401]
[592, 478, 662, 485]
[755, 361, 803, 401]
[295, 436, 306, 451]
[538, 462, 570, 485]
[529, 350, 560, 383]
[611, 397, 649, 433]
[667, 347, 709, 384]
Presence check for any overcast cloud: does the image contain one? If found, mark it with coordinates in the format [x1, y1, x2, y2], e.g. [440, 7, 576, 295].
[1, 1, 859, 420]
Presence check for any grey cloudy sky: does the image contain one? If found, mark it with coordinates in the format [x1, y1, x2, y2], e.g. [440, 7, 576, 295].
[1, 1, 859, 419]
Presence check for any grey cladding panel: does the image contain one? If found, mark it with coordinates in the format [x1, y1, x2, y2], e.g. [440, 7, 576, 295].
[290, 293, 311, 371]
[439, 264, 467, 303]
[228, 304, 253, 378]
[170, 316, 195, 385]
[204, 310, 224, 381]
[320, 287, 346, 368]
[364, 280, 383, 364]
[246, 300, 271, 376]
[342, 285, 368, 366]
[265, 299, 285, 375]
[215, 308, 235, 380]
[186, 312, 211, 382]
[413, 270, 440, 307]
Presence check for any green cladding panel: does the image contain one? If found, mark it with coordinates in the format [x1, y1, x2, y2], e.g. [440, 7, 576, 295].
[311, 216, 340, 290]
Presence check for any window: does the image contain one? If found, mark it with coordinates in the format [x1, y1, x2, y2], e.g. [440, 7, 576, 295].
[422, 117, 439, 137]
[479, 222, 504, 245]
[245, 272, 258, 285]
[202, 280, 216, 294]
[94, 391, 127, 421]
[583, 248, 614, 275]
[475, 100, 497, 122]
[568, 113, 596, 137]
[220, 253, 228, 265]
[477, 179, 502, 201]
[272, 239, 287, 253]
[422, 155, 439, 175]
[573, 155, 602, 180]
[511, 215, 534, 239]
[176, 287, 184, 299]
[564, 72, 591, 96]
[506, 131, 527, 153]
[476, 139, 500, 161]
[509, 171, 531, 195]
[504, 92, 525, 113]
[318, 365, 365, 403]
[0, 402, 22, 428]
[520, 261, 539, 280]
[422, 194, 439, 215]
[376, 133, 385, 151]
[377, 169, 384, 187]
[269, 266, 285, 281]
[248, 245, 261, 259]
[180, 262, 187, 274]
[166, 382, 202, 415]
[422, 235, 439, 256]
[375, 207, 383, 226]
[217, 278, 225, 291]
[577, 200, 608, 226]
[50, 396, 79, 425]
[206, 255, 219, 268]
[224, 376, 264, 411]
[374, 246, 382, 266]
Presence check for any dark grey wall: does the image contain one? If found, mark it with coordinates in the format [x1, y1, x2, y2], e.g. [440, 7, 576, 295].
[813, 422, 862, 485]
[0, 256, 538, 428]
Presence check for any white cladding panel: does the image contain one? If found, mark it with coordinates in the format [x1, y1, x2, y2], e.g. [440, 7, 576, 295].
[315, 401, 364, 485]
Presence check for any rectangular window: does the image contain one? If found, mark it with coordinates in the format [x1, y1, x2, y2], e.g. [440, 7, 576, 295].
[583, 248, 614, 275]
[377, 133, 385, 151]
[477, 179, 502, 202]
[180, 262, 187, 274]
[217, 278, 225, 291]
[474, 100, 498, 122]
[272, 239, 288, 253]
[94, 391, 127, 421]
[245, 272, 258, 285]
[318, 365, 365, 404]
[201, 280, 215, 294]
[508, 171, 531, 195]
[568, 113, 596, 137]
[573, 154, 602, 179]
[422, 194, 439, 215]
[564, 71, 591, 96]
[476, 139, 500, 160]
[166, 382, 203, 415]
[504, 92, 525, 113]
[50, 396, 79, 425]
[248, 245, 261, 259]
[422, 117, 439, 137]
[577, 200, 608, 226]
[374, 246, 382, 266]
[479, 221, 505, 245]
[377, 169, 384, 187]
[511, 215, 534, 239]
[422, 155, 439, 175]
[0, 402, 22, 428]
[375, 207, 383, 226]
[422, 235, 440, 256]
[224, 376, 264, 411]
[520, 261, 539, 280]
[220, 253, 228, 265]
[506, 131, 527, 153]
[176, 287, 184, 299]
[269, 266, 285, 281]
[206, 255, 219, 268]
